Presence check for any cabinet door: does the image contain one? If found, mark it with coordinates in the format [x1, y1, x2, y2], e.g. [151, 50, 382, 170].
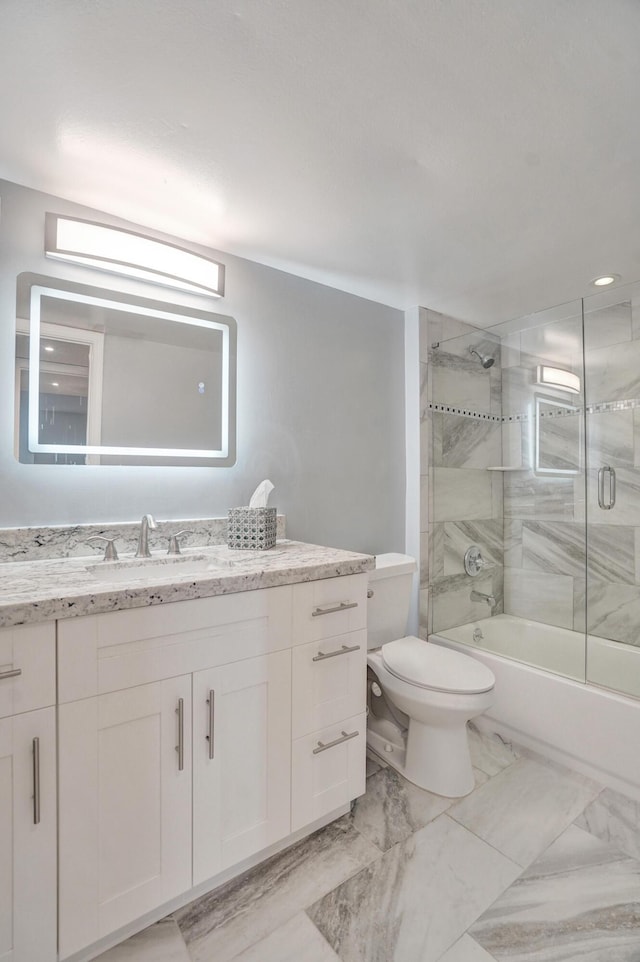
[0, 707, 56, 962]
[58, 676, 192, 959]
[193, 650, 291, 885]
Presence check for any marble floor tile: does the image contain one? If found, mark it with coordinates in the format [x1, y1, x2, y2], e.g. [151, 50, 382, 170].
[365, 749, 387, 778]
[576, 786, 640, 861]
[174, 815, 380, 962]
[352, 765, 489, 853]
[438, 934, 498, 962]
[449, 755, 601, 868]
[307, 813, 520, 962]
[467, 724, 520, 777]
[93, 918, 189, 962]
[469, 824, 640, 961]
[227, 912, 339, 962]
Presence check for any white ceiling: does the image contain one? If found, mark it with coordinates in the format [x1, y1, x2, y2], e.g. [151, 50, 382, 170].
[2, 0, 640, 326]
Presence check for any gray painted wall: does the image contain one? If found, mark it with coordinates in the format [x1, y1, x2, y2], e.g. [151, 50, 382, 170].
[0, 180, 406, 555]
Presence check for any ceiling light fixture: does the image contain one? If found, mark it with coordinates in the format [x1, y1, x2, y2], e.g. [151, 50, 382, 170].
[591, 274, 620, 287]
[536, 365, 581, 394]
[44, 214, 225, 298]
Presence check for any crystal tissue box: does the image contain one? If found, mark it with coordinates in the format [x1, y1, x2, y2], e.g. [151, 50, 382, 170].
[227, 506, 277, 550]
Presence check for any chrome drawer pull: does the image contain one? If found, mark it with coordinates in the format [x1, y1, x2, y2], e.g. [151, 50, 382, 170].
[313, 643, 361, 662]
[0, 668, 22, 681]
[32, 737, 40, 825]
[311, 601, 358, 618]
[313, 729, 359, 755]
[175, 698, 184, 771]
[206, 690, 215, 760]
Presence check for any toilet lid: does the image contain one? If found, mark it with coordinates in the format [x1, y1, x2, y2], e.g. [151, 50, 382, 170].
[381, 636, 495, 694]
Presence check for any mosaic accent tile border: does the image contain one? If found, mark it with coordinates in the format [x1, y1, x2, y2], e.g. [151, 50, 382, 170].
[429, 397, 640, 424]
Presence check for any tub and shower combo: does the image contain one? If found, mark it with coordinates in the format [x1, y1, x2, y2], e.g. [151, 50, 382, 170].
[422, 281, 640, 800]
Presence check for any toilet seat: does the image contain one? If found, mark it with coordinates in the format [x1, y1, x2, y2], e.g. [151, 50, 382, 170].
[381, 636, 495, 694]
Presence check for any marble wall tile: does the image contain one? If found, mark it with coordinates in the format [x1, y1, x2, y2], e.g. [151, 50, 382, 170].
[633, 409, 640, 468]
[94, 919, 189, 962]
[227, 913, 339, 962]
[307, 813, 520, 962]
[431, 571, 501, 632]
[501, 365, 532, 415]
[433, 469, 493, 522]
[584, 579, 640, 645]
[519, 317, 582, 364]
[503, 520, 523, 568]
[421, 414, 431, 474]
[444, 520, 503, 576]
[430, 523, 445, 579]
[421, 360, 430, 405]
[632, 294, 640, 340]
[536, 411, 581, 474]
[503, 471, 576, 522]
[419, 587, 431, 636]
[520, 521, 587, 579]
[575, 787, 640, 861]
[501, 423, 523, 470]
[491, 473, 504, 521]
[470, 824, 640, 961]
[175, 816, 380, 962]
[504, 569, 574, 629]
[420, 530, 429, 586]
[587, 524, 635, 583]
[449, 756, 601, 868]
[420, 474, 430, 532]
[587, 409, 634, 469]
[584, 337, 640, 403]
[500, 333, 521, 370]
[431, 354, 492, 413]
[437, 417, 502, 470]
[583, 301, 632, 352]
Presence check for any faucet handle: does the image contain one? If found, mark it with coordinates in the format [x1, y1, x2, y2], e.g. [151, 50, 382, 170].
[167, 530, 193, 555]
[85, 536, 119, 562]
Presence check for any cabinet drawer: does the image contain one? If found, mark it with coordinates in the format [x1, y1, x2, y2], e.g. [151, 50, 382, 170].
[291, 630, 366, 738]
[292, 574, 367, 646]
[0, 623, 56, 719]
[291, 712, 366, 832]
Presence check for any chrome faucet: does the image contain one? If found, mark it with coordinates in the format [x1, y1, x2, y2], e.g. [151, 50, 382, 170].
[470, 589, 496, 610]
[135, 514, 158, 558]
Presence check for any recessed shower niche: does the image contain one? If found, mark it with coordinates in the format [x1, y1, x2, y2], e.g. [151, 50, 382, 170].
[14, 273, 237, 466]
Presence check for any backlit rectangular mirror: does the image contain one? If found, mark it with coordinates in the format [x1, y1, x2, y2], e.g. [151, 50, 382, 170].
[15, 273, 237, 466]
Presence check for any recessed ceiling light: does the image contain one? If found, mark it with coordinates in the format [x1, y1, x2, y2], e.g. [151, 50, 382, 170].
[50, 381, 59, 387]
[44, 345, 54, 352]
[591, 274, 620, 287]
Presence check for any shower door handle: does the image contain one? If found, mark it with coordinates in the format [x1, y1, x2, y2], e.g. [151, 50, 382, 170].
[598, 466, 616, 510]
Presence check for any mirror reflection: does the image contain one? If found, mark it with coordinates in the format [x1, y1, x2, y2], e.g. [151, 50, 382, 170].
[15, 274, 236, 466]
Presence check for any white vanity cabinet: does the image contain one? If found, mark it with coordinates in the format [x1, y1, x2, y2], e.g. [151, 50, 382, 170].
[0, 623, 57, 962]
[57, 585, 294, 959]
[290, 574, 368, 830]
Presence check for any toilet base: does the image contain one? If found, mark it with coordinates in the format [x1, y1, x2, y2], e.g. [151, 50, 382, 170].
[366, 718, 475, 798]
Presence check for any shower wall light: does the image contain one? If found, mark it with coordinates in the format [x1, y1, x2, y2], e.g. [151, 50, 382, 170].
[44, 214, 225, 297]
[536, 365, 581, 394]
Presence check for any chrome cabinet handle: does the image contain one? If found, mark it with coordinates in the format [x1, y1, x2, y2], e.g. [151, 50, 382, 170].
[32, 737, 40, 825]
[0, 668, 22, 681]
[312, 601, 358, 618]
[313, 729, 359, 755]
[206, 690, 215, 760]
[313, 643, 361, 662]
[175, 698, 184, 771]
[598, 465, 616, 510]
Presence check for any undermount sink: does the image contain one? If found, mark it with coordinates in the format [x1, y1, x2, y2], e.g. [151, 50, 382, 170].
[86, 552, 235, 583]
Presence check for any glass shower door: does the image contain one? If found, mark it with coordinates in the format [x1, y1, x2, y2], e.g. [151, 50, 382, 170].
[583, 280, 640, 699]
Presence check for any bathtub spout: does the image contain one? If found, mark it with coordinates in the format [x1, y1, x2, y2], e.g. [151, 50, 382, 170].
[470, 589, 496, 610]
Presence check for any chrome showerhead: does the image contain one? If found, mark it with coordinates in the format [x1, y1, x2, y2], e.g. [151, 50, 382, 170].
[469, 346, 495, 369]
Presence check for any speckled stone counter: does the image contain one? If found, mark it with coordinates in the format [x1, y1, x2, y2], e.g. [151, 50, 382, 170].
[0, 540, 375, 628]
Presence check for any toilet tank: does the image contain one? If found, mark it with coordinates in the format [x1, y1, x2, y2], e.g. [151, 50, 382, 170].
[367, 553, 417, 650]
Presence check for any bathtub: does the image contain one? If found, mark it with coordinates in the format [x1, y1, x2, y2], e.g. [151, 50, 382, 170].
[430, 614, 640, 801]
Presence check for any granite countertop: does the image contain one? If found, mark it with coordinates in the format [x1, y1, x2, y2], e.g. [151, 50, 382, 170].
[0, 540, 375, 628]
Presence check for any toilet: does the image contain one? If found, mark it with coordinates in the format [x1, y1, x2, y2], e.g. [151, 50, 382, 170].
[366, 553, 495, 797]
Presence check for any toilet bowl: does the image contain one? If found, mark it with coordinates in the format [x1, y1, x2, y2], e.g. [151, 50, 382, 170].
[367, 554, 495, 797]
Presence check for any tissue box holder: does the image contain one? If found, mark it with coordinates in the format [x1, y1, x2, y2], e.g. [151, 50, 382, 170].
[227, 506, 277, 550]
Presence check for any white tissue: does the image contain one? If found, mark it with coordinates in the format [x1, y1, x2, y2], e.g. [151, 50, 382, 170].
[249, 479, 275, 509]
